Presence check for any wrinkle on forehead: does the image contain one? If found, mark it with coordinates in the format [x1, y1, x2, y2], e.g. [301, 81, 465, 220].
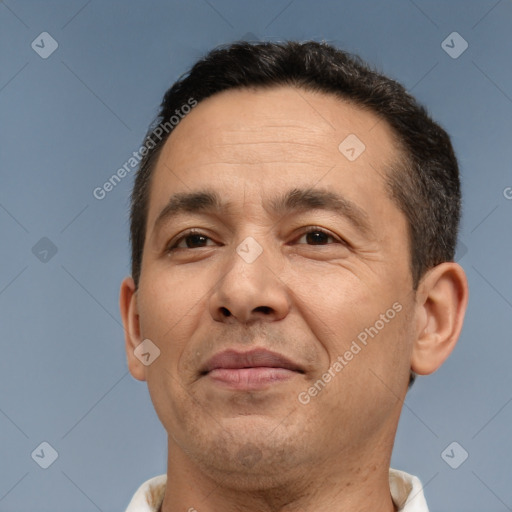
[162, 86, 398, 171]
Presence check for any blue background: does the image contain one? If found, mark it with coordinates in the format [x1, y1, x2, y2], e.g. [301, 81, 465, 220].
[1, 1, 511, 510]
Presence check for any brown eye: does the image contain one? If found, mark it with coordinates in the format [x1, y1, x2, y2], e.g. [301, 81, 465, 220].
[295, 228, 341, 246]
[167, 230, 216, 251]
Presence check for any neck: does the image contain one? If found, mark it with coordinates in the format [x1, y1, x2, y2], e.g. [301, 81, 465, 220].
[160, 435, 397, 512]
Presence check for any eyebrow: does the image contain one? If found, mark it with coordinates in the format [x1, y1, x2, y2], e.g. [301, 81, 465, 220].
[152, 187, 373, 237]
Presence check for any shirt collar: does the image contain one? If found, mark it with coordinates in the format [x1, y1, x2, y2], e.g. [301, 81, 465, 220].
[125, 468, 429, 511]
[389, 468, 429, 511]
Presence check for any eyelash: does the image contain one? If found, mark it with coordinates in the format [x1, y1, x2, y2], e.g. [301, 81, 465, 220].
[166, 227, 346, 252]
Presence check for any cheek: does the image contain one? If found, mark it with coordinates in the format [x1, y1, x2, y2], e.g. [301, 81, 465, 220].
[327, 304, 412, 405]
[290, 265, 407, 375]
[136, 271, 212, 428]
[138, 266, 210, 335]
[135, 268, 214, 382]
[286, 264, 379, 343]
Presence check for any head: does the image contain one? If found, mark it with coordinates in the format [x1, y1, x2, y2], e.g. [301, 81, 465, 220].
[120, 41, 468, 490]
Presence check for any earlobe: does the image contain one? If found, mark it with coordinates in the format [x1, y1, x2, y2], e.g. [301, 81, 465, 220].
[120, 277, 147, 381]
[411, 262, 469, 376]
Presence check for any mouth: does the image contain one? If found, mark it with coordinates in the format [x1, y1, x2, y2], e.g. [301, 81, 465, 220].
[200, 348, 305, 390]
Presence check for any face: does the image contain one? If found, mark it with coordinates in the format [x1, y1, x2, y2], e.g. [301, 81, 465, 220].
[124, 86, 419, 484]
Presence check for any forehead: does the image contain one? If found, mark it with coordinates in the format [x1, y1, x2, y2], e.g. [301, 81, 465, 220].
[146, 86, 403, 231]
[161, 86, 397, 168]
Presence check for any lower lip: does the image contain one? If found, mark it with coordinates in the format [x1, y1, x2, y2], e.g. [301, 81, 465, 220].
[206, 367, 299, 390]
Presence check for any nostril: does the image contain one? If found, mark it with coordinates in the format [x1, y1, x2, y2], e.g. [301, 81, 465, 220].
[254, 306, 272, 315]
[220, 307, 231, 317]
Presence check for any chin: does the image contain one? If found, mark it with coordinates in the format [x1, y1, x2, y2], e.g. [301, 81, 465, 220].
[183, 418, 308, 482]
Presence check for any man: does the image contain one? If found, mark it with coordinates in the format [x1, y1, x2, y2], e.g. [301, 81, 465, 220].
[120, 41, 468, 511]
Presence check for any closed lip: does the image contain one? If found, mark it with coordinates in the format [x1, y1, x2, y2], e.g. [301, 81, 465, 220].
[201, 348, 305, 375]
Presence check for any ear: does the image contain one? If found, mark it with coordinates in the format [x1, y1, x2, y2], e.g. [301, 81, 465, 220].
[120, 276, 146, 381]
[411, 262, 469, 375]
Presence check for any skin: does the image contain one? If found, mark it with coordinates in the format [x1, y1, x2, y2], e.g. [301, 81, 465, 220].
[120, 86, 468, 512]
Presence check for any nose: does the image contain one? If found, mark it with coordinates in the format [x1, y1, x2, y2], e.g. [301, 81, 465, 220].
[208, 238, 291, 325]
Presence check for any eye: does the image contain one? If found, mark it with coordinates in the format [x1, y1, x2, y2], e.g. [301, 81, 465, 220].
[166, 229, 217, 251]
[294, 227, 344, 246]
[166, 227, 346, 253]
